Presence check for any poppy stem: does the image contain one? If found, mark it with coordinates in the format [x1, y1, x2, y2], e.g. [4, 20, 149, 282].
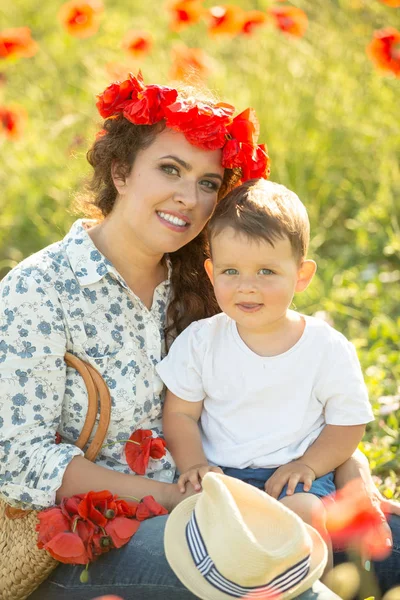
[101, 439, 141, 448]
[117, 494, 141, 502]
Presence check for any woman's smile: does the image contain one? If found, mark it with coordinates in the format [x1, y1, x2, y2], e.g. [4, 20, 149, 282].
[156, 209, 191, 232]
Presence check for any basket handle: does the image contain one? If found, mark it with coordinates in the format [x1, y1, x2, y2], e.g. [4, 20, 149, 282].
[64, 352, 111, 457]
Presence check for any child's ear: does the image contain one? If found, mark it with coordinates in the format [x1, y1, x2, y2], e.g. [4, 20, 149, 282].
[204, 259, 214, 285]
[295, 259, 317, 293]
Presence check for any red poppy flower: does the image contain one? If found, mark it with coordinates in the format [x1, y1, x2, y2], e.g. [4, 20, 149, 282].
[241, 11, 267, 35]
[104, 516, 141, 548]
[58, 0, 103, 39]
[228, 108, 260, 145]
[207, 5, 245, 37]
[379, 0, 400, 5]
[125, 429, 168, 474]
[136, 496, 169, 521]
[0, 27, 38, 59]
[170, 44, 213, 81]
[167, 0, 204, 31]
[115, 498, 139, 518]
[322, 479, 392, 560]
[96, 72, 145, 118]
[268, 6, 308, 38]
[123, 84, 178, 125]
[122, 30, 153, 58]
[223, 139, 270, 181]
[165, 99, 234, 150]
[0, 105, 26, 140]
[367, 27, 400, 77]
[78, 490, 116, 528]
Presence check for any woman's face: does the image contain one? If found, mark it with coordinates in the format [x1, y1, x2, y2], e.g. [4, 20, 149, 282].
[111, 128, 225, 256]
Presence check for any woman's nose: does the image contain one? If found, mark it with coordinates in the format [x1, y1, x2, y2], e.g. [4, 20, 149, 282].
[173, 181, 198, 209]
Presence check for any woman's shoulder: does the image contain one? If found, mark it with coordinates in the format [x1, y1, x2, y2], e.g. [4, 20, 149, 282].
[1, 239, 68, 292]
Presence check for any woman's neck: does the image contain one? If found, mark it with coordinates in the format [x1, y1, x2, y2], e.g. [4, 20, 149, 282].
[87, 217, 167, 308]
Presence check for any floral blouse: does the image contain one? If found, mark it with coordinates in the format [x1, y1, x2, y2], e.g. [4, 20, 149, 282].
[0, 220, 175, 510]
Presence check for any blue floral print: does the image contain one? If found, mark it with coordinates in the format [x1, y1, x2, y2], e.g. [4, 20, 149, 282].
[0, 220, 174, 510]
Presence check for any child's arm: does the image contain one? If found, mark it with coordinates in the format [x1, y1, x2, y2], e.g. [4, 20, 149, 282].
[299, 423, 366, 477]
[163, 389, 222, 492]
[265, 424, 365, 499]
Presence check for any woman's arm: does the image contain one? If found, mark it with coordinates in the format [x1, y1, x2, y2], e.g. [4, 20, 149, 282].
[335, 449, 400, 516]
[56, 456, 192, 512]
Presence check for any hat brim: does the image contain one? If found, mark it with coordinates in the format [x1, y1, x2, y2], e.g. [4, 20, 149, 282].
[164, 493, 328, 600]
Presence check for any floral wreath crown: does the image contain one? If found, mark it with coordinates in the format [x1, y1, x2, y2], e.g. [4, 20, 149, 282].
[96, 71, 270, 183]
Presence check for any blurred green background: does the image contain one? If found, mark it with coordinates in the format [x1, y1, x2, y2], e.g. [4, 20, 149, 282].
[1, 0, 399, 495]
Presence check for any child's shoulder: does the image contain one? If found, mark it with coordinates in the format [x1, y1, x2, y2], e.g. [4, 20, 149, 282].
[188, 311, 232, 335]
[303, 314, 352, 348]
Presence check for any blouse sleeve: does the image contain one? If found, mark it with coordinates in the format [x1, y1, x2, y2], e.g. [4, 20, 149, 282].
[156, 321, 207, 402]
[0, 265, 84, 509]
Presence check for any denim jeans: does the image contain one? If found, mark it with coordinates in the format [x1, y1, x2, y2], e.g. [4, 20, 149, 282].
[29, 514, 341, 600]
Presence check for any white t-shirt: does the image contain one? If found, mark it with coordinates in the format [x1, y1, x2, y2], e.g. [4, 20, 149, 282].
[156, 313, 374, 469]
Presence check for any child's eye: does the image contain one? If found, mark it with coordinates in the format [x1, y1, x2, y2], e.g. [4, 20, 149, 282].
[160, 164, 180, 176]
[199, 179, 219, 192]
[223, 269, 238, 275]
[259, 268, 274, 275]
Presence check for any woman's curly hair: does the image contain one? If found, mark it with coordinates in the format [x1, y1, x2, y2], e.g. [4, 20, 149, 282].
[75, 111, 240, 343]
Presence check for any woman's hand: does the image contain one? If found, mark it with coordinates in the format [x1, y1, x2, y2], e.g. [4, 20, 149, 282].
[163, 482, 200, 512]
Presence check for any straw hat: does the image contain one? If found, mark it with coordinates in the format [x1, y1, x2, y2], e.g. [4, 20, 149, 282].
[164, 472, 327, 600]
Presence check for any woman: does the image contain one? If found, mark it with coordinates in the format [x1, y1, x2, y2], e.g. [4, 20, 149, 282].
[0, 72, 398, 599]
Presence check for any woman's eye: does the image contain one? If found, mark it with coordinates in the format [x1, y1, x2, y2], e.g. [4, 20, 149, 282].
[200, 179, 219, 192]
[259, 268, 274, 275]
[161, 164, 179, 176]
[223, 269, 238, 275]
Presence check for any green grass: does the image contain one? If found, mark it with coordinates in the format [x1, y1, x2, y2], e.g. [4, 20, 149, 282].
[1, 0, 399, 497]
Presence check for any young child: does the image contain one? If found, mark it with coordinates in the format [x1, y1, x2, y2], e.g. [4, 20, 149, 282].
[156, 178, 374, 572]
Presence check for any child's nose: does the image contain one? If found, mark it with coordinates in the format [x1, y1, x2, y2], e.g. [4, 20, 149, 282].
[237, 276, 257, 293]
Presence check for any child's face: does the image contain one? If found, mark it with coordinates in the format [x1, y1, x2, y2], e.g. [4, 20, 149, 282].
[205, 227, 315, 334]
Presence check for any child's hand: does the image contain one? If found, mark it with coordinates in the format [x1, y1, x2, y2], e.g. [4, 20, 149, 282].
[178, 464, 223, 493]
[264, 461, 316, 499]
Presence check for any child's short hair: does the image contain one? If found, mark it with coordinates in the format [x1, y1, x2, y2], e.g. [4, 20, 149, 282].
[208, 178, 310, 262]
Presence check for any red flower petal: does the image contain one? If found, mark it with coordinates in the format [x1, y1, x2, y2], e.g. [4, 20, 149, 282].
[228, 108, 260, 145]
[96, 72, 145, 119]
[36, 508, 71, 548]
[105, 516, 141, 548]
[78, 490, 115, 527]
[123, 85, 178, 125]
[44, 531, 89, 564]
[136, 496, 168, 521]
[150, 438, 167, 460]
[125, 430, 153, 475]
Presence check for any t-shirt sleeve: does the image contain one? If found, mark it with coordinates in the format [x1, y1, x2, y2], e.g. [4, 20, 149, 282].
[317, 333, 374, 426]
[156, 322, 206, 402]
